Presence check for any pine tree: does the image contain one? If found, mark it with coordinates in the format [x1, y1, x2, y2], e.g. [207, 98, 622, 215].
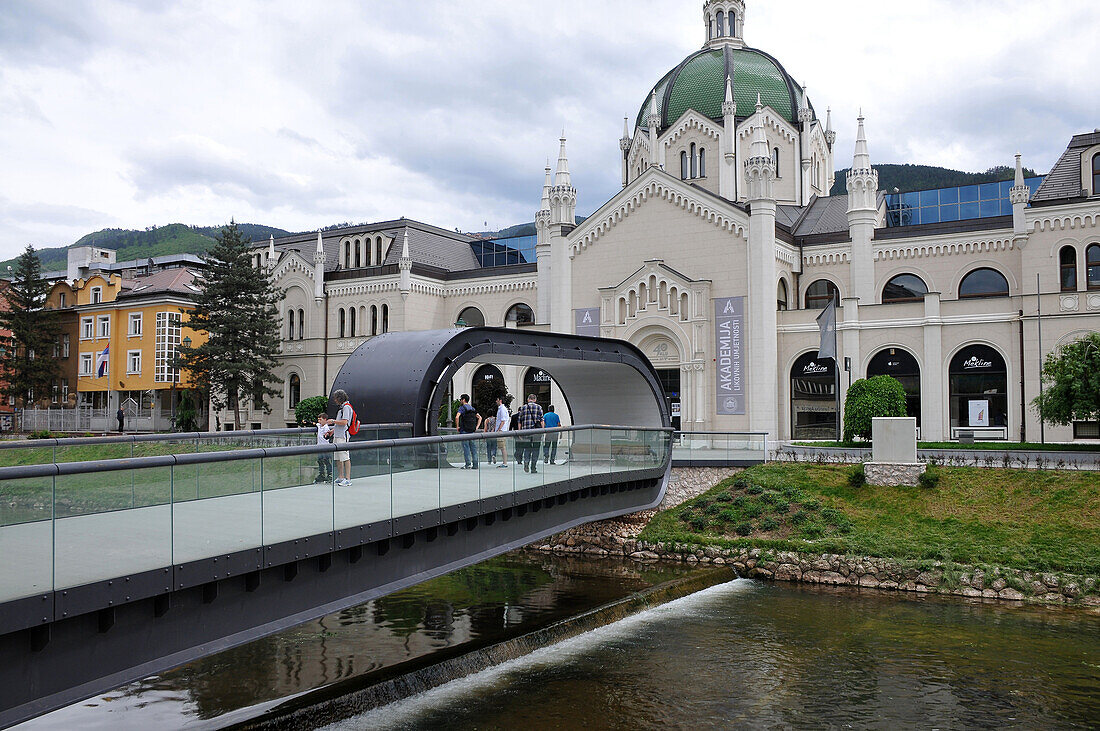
[0, 245, 60, 409]
[175, 221, 283, 429]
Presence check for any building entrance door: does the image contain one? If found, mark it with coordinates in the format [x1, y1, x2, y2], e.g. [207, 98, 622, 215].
[656, 368, 681, 431]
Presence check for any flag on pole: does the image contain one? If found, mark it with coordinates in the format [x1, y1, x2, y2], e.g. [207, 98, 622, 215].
[96, 344, 110, 377]
[816, 297, 837, 361]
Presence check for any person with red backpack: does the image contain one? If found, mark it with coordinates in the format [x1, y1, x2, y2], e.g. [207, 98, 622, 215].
[330, 389, 358, 486]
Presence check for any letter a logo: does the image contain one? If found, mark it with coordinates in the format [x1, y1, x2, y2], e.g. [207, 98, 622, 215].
[723, 300, 735, 314]
[582, 311, 593, 324]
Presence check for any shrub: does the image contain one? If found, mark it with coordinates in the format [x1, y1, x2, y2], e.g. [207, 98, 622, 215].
[918, 465, 941, 489]
[713, 491, 733, 503]
[28, 430, 53, 439]
[294, 395, 331, 426]
[842, 375, 908, 442]
[735, 522, 753, 536]
[848, 463, 866, 487]
[746, 484, 764, 495]
[689, 516, 707, 532]
[791, 510, 810, 525]
[704, 503, 722, 516]
[760, 516, 779, 531]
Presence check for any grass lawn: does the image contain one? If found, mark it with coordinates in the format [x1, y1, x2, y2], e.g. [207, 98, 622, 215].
[791, 441, 1100, 452]
[639, 463, 1100, 575]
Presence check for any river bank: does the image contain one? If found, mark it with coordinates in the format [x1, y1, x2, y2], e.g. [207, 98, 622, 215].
[531, 464, 1100, 608]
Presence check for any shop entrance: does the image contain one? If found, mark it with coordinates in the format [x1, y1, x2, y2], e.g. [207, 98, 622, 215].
[656, 368, 681, 431]
[790, 352, 838, 440]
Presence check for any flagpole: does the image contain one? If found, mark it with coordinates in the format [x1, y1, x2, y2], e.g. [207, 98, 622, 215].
[834, 298, 841, 442]
[1037, 272, 1044, 444]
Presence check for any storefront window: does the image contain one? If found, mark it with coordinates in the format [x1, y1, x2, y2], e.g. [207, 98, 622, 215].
[523, 367, 553, 412]
[867, 348, 920, 425]
[948, 345, 1007, 433]
[790, 352, 837, 440]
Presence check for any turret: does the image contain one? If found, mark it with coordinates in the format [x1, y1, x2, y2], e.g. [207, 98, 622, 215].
[550, 134, 577, 226]
[398, 227, 412, 299]
[535, 162, 553, 321]
[619, 117, 632, 187]
[824, 108, 837, 193]
[267, 235, 276, 271]
[313, 230, 325, 302]
[548, 136, 577, 332]
[647, 91, 660, 168]
[720, 73, 738, 200]
[1010, 153, 1030, 245]
[846, 114, 879, 302]
[799, 86, 812, 203]
[703, 0, 746, 48]
[744, 118, 775, 203]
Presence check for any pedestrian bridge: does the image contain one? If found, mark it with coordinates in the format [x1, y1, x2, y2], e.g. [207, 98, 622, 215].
[0, 327, 691, 727]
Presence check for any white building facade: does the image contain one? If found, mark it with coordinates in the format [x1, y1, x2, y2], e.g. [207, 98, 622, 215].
[244, 0, 1100, 444]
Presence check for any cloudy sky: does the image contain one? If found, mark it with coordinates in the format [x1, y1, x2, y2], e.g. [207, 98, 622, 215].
[1, 0, 1097, 257]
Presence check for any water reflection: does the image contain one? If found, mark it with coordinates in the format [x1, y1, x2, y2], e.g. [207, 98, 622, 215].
[21, 554, 701, 729]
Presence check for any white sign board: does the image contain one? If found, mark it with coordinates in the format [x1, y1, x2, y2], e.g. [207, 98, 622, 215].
[968, 400, 989, 427]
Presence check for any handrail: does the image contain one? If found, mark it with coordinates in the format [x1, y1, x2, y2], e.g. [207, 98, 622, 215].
[0, 424, 672, 480]
[0, 424, 413, 450]
[674, 431, 769, 436]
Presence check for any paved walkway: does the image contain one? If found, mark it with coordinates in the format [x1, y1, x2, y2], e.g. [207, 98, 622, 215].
[1, 456, 627, 605]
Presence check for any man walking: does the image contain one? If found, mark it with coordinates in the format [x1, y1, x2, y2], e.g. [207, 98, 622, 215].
[542, 404, 561, 464]
[331, 389, 354, 487]
[454, 393, 482, 468]
[494, 395, 511, 468]
[516, 393, 544, 474]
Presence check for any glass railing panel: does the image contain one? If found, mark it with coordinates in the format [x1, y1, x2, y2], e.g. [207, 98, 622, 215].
[440, 437, 481, 509]
[0, 445, 55, 468]
[391, 443, 439, 520]
[262, 453, 331, 544]
[591, 428, 612, 476]
[0, 475, 54, 602]
[172, 458, 262, 565]
[54, 442, 131, 463]
[53, 464, 173, 589]
[515, 431, 545, 487]
[334, 446, 390, 530]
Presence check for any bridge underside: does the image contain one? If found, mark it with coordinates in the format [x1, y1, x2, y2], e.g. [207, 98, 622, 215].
[1, 465, 665, 727]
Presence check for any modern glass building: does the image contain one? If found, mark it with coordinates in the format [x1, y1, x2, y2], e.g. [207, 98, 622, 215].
[885, 177, 1044, 227]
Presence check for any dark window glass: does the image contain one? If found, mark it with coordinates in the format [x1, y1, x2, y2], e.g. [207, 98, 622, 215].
[690, 143, 697, 179]
[456, 306, 484, 328]
[948, 345, 1008, 431]
[348, 307, 356, 336]
[728, 11, 735, 35]
[790, 352, 837, 440]
[716, 10, 724, 36]
[777, 279, 788, 311]
[772, 147, 780, 177]
[867, 348, 921, 425]
[382, 304, 389, 333]
[680, 151, 689, 180]
[1060, 246, 1078, 291]
[370, 305, 378, 336]
[804, 279, 838, 309]
[298, 309, 304, 340]
[523, 367, 553, 412]
[338, 308, 346, 338]
[1093, 154, 1100, 194]
[1088, 245, 1100, 290]
[882, 274, 928, 303]
[959, 268, 1009, 298]
[287, 309, 295, 340]
[505, 303, 534, 325]
[1074, 421, 1100, 439]
[698, 148, 705, 178]
[289, 374, 301, 408]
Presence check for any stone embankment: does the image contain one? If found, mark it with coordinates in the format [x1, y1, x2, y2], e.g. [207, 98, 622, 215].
[531, 468, 1100, 608]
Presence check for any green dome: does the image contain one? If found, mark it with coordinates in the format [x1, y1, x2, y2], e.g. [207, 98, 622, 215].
[637, 46, 809, 133]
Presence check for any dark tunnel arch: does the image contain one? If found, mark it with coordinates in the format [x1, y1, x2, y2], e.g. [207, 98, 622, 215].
[330, 327, 670, 436]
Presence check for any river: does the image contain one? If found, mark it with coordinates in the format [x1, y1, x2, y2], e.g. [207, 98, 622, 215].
[21, 553, 1100, 729]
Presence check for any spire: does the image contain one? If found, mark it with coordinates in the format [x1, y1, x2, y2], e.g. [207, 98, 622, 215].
[750, 118, 769, 159]
[540, 160, 552, 211]
[824, 107, 836, 147]
[312, 230, 325, 301]
[400, 228, 410, 260]
[315, 230, 324, 257]
[1009, 152, 1031, 215]
[1014, 152, 1025, 187]
[267, 234, 275, 263]
[722, 74, 736, 118]
[398, 227, 412, 299]
[647, 91, 660, 168]
[553, 133, 571, 188]
[852, 113, 871, 171]
[622, 116, 630, 140]
[798, 85, 810, 125]
[755, 92, 763, 113]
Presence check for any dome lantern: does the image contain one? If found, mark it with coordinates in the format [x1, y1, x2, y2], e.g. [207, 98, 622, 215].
[703, 0, 746, 49]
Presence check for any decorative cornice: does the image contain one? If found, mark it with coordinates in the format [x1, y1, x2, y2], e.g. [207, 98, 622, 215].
[803, 245, 851, 266]
[873, 235, 1017, 261]
[661, 110, 723, 148]
[1030, 209, 1100, 233]
[775, 244, 797, 267]
[569, 170, 748, 257]
[736, 111, 798, 145]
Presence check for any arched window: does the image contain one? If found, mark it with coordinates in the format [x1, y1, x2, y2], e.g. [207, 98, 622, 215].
[777, 279, 788, 311]
[382, 304, 389, 333]
[790, 352, 837, 440]
[708, 17, 714, 40]
[288, 374, 301, 408]
[348, 306, 356, 337]
[353, 239, 361, 268]
[772, 147, 780, 177]
[472, 364, 505, 415]
[681, 151, 689, 180]
[1060, 246, 1078, 291]
[716, 10, 725, 36]
[867, 348, 921, 425]
[690, 143, 698, 178]
[338, 308, 346, 338]
[523, 367, 553, 412]
[1088, 245, 1100, 290]
[949, 345, 1008, 434]
[882, 274, 928, 303]
[804, 279, 838, 309]
[959, 268, 1009, 299]
[698, 147, 706, 178]
[505, 303, 534, 325]
[375, 236, 384, 265]
[343, 242, 351, 269]
[729, 11, 736, 35]
[456, 306, 485, 328]
[297, 309, 304, 340]
[287, 309, 295, 340]
[1093, 153, 1100, 194]
[370, 305, 378, 336]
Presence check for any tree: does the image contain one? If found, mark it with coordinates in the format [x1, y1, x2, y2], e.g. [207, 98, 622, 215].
[842, 375, 907, 442]
[294, 395, 330, 426]
[1033, 333, 1100, 425]
[0, 245, 60, 410]
[174, 221, 283, 430]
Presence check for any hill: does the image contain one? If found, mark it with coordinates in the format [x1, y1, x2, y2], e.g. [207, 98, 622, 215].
[829, 163, 1039, 197]
[5, 223, 292, 273]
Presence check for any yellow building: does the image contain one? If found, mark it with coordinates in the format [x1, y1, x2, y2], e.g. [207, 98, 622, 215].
[69, 268, 206, 429]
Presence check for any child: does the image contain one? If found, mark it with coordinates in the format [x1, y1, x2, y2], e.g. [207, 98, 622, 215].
[315, 412, 334, 483]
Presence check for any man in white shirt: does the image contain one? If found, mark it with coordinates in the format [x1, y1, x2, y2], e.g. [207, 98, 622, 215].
[494, 395, 511, 468]
[330, 389, 354, 486]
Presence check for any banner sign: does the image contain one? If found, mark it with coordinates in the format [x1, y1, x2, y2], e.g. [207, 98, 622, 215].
[714, 296, 745, 415]
[574, 308, 600, 337]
